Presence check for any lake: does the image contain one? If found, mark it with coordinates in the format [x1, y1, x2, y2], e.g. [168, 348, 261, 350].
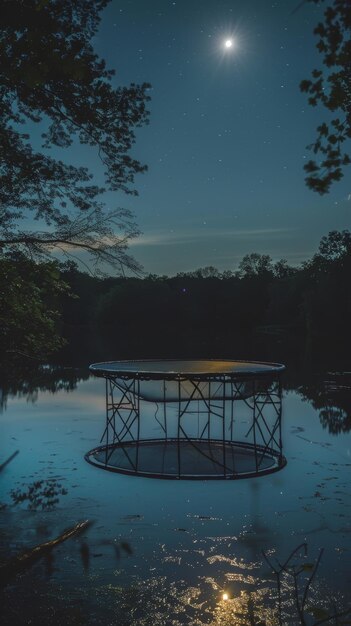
[1, 341, 350, 625]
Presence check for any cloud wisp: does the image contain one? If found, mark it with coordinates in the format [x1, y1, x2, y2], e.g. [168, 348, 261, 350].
[129, 227, 297, 248]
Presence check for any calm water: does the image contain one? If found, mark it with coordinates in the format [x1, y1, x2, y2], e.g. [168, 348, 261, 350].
[0, 355, 351, 625]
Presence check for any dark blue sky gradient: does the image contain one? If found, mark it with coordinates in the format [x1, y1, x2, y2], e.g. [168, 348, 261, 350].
[51, 1, 351, 274]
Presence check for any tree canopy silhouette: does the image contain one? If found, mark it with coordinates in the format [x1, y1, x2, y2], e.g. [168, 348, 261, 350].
[300, 0, 351, 194]
[0, 253, 68, 358]
[0, 0, 150, 272]
[238, 253, 274, 279]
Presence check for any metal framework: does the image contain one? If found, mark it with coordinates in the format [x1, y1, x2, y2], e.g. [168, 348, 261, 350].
[85, 360, 287, 480]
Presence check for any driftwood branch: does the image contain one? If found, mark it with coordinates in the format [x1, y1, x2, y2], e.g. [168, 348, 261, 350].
[0, 451, 19, 473]
[0, 519, 92, 589]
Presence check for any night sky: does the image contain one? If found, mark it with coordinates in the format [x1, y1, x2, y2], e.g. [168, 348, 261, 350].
[75, 1, 350, 274]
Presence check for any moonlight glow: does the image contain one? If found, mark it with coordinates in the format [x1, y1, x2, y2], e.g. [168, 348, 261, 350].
[224, 38, 235, 50]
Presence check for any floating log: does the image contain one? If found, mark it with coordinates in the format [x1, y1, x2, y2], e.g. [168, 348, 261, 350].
[0, 451, 19, 473]
[0, 519, 92, 589]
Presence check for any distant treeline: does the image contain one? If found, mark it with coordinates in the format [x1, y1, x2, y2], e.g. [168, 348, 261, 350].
[1, 230, 350, 361]
[59, 230, 351, 341]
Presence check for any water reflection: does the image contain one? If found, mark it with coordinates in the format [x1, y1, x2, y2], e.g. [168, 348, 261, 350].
[1, 537, 349, 625]
[10, 478, 68, 510]
[1, 348, 350, 624]
[0, 363, 89, 411]
[1, 360, 351, 436]
[295, 372, 351, 434]
[95, 545, 349, 625]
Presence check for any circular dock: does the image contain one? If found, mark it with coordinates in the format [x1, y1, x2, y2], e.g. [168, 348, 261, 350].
[86, 359, 286, 479]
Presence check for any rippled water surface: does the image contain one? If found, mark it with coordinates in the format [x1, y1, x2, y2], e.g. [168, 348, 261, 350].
[1, 365, 350, 624]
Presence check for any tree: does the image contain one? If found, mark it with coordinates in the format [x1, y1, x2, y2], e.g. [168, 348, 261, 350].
[0, 0, 150, 272]
[273, 258, 296, 279]
[299, 230, 351, 337]
[300, 0, 351, 194]
[237, 253, 274, 279]
[192, 266, 221, 279]
[0, 253, 68, 358]
[318, 228, 351, 260]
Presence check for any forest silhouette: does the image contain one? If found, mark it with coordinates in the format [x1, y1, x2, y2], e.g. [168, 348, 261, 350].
[1, 229, 350, 365]
[57, 229, 351, 354]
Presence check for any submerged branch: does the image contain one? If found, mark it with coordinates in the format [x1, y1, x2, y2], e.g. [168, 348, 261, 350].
[0, 451, 19, 473]
[0, 519, 92, 589]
